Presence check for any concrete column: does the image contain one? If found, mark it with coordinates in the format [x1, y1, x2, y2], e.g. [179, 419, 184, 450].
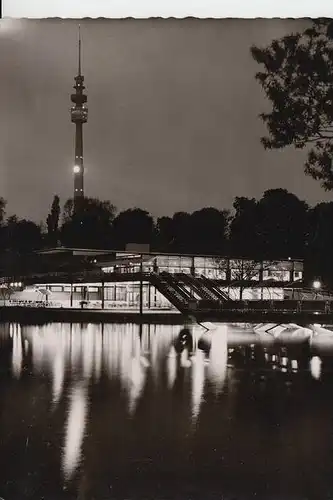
[139, 257, 143, 316]
[101, 280, 105, 309]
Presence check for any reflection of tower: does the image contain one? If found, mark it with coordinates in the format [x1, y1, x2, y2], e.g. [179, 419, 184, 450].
[70, 25, 88, 211]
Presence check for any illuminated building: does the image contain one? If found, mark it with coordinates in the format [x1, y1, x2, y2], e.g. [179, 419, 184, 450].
[5, 248, 305, 311]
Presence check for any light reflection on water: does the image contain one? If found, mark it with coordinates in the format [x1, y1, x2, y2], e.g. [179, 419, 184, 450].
[63, 381, 89, 481]
[1, 321, 333, 499]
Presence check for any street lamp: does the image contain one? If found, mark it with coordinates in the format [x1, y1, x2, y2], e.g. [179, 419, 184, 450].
[73, 165, 81, 174]
[312, 279, 322, 300]
[312, 279, 321, 290]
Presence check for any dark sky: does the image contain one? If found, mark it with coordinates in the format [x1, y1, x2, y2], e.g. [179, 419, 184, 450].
[0, 18, 331, 223]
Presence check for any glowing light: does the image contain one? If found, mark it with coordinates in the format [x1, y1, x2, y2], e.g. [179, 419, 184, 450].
[291, 359, 298, 372]
[207, 326, 228, 395]
[52, 354, 65, 407]
[313, 280, 321, 290]
[12, 324, 22, 378]
[191, 350, 205, 424]
[62, 382, 88, 480]
[127, 356, 147, 415]
[310, 356, 322, 380]
[167, 346, 177, 389]
[73, 165, 81, 174]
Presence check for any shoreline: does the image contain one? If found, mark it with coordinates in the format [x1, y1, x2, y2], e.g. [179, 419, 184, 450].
[0, 305, 333, 326]
[0, 306, 184, 325]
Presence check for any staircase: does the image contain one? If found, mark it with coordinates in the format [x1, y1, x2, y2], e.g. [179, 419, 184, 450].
[176, 273, 222, 301]
[160, 272, 193, 301]
[149, 272, 195, 313]
[199, 274, 231, 301]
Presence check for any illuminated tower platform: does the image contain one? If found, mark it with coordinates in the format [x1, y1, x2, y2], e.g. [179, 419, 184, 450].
[71, 26, 88, 210]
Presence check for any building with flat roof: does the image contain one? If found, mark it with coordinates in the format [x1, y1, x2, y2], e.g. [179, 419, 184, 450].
[2, 247, 305, 313]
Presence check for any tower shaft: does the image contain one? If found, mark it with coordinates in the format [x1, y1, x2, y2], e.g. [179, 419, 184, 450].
[74, 122, 84, 195]
[71, 25, 88, 211]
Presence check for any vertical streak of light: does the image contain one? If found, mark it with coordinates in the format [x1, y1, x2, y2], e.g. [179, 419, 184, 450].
[151, 333, 159, 382]
[12, 324, 22, 378]
[207, 327, 228, 395]
[82, 327, 94, 380]
[94, 329, 103, 381]
[127, 354, 147, 416]
[167, 346, 177, 389]
[62, 382, 89, 481]
[142, 324, 150, 354]
[52, 353, 65, 407]
[120, 330, 132, 389]
[191, 349, 205, 425]
[180, 349, 191, 368]
[310, 356, 322, 380]
[24, 339, 29, 355]
[70, 328, 80, 371]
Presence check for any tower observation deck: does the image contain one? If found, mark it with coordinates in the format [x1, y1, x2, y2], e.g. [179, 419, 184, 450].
[71, 26, 88, 210]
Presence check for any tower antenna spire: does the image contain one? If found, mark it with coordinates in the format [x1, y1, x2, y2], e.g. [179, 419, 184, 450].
[78, 24, 81, 76]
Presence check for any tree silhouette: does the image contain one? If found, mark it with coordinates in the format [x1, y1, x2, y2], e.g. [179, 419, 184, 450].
[229, 258, 261, 300]
[60, 197, 116, 249]
[188, 207, 229, 255]
[256, 189, 309, 259]
[3, 216, 42, 254]
[306, 202, 333, 287]
[155, 216, 174, 252]
[62, 199, 74, 224]
[0, 188, 331, 288]
[229, 197, 259, 257]
[46, 195, 60, 247]
[170, 212, 191, 253]
[113, 208, 154, 250]
[0, 198, 7, 252]
[251, 19, 333, 189]
[0, 197, 6, 225]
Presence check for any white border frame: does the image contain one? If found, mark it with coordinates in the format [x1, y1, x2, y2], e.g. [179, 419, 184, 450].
[3, 0, 333, 19]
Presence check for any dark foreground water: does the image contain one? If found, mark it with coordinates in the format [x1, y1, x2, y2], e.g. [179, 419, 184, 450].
[1, 322, 333, 500]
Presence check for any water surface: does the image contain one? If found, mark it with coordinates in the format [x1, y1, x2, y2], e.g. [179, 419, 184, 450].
[0, 322, 333, 500]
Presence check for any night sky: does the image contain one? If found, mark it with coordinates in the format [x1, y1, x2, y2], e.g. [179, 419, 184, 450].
[0, 18, 331, 223]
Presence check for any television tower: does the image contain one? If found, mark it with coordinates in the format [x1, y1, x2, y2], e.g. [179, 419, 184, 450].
[71, 25, 88, 211]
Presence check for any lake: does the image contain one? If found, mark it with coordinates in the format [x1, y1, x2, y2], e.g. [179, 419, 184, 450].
[0, 321, 333, 500]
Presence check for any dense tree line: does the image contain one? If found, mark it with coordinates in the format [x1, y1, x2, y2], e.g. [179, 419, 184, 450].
[0, 188, 332, 286]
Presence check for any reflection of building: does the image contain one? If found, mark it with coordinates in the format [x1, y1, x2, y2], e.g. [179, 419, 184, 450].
[6, 248, 304, 311]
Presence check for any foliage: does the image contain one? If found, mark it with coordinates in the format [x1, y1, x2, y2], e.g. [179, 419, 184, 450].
[188, 208, 230, 255]
[113, 208, 155, 249]
[251, 19, 333, 189]
[229, 197, 259, 257]
[46, 195, 61, 246]
[256, 189, 309, 258]
[0, 198, 6, 225]
[2, 187, 333, 286]
[60, 197, 117, 249]
[0, 284, 14, 304]
[3, 216, 42, 254]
